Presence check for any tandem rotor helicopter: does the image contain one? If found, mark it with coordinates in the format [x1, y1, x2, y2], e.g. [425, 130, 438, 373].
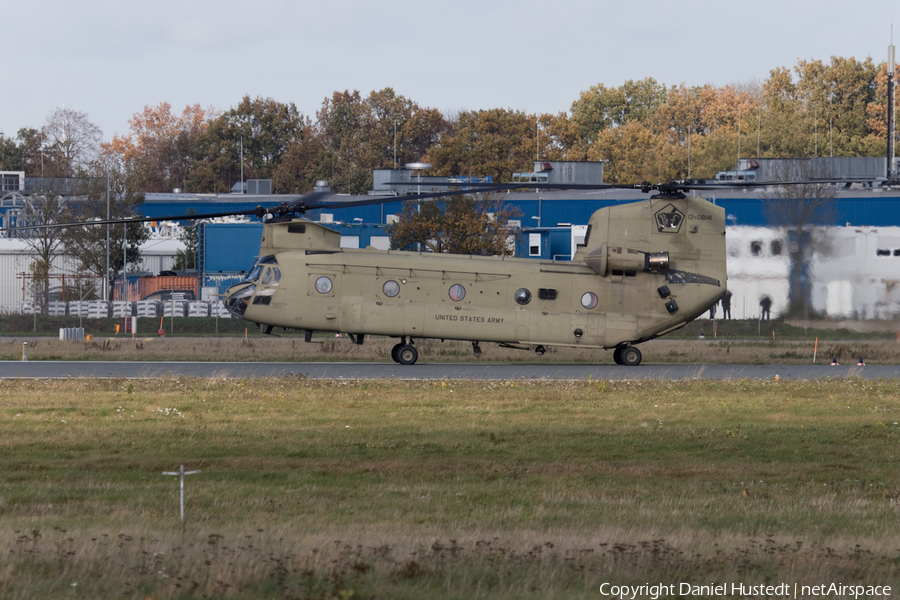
[11, 178, 839, 366]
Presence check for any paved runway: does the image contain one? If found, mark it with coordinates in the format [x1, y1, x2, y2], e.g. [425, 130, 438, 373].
[1, 361, 898, 380]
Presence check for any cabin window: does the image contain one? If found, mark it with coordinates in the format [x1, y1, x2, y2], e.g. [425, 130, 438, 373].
[581, 292, 598, 310]
[448, 284, 466, 301]
[382, 280, 400, 297]
[515, 288, 532, 305]
[877, 249, 890, 256]
[750, 240, 763, 256]
[315, 277, 333, 294]
[770, 240, 783, 256]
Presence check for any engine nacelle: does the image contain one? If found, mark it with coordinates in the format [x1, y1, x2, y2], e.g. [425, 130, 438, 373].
[584, 244, 669, 276]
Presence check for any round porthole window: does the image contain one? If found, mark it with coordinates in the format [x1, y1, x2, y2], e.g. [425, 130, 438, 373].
[581, 292, 598, 310]
[448, 284, 466, 301]
[382, 280, 400, 297]
[315, 276, 333, 294]
[514, 288, 532, 305]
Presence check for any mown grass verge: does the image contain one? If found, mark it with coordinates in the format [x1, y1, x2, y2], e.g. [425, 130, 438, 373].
[1, 377, 899, 597]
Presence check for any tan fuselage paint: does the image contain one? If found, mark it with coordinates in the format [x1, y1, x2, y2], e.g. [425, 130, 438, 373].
[230, 196, 726, 350]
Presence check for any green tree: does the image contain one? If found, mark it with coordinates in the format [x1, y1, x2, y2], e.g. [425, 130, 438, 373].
[569, 78, 669, 157]
[425, 108, 536, 182]
[794, 56, 877, 155]
[0, 133, 23, 171]
[172, 210, 199, 271]
[189, 96, 305, 193]
[311, 88, 448, 194]
[60, 168, 148, 296]
[390, 194, 520, 256]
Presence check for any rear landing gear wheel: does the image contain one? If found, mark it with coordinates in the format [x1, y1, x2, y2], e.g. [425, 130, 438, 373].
[620, 346, 642, 366]
[391, 342, 403, 363]
[612, 347, 624, 365]
[397, 344, 418, 365]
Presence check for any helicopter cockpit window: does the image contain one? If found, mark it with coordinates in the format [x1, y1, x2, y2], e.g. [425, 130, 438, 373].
[246, 265, 264, 283]
[382, 280, 400, 298]
[315, 276, 333, 294]
[448, 284, 466, 301]
[514, 288, 532, 305]
[261, 267, 281, 286]
[581, 292, 599, 310]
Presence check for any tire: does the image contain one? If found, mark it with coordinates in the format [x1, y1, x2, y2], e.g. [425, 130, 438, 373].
[390, 343, 403, 363]
[612, 347, 624, 365]
[620, 346, 642, 366]
[397, 345, 418, 365]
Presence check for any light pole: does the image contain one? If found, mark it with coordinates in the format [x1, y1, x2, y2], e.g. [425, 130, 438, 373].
[888, 44, 896, 180]
[404, 163, 432, 252]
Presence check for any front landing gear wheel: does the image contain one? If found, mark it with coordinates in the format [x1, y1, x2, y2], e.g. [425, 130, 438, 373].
[620, 346, 642, 366]
[397, 344, 418, 365]
[391, 343, 404, 363]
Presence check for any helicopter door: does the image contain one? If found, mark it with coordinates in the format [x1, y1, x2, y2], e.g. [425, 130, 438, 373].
[573, 313, 605, 345]
[404, 302, 424, 336]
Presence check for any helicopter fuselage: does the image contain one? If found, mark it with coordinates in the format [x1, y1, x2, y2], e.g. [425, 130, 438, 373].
[224, 195, 727, 364]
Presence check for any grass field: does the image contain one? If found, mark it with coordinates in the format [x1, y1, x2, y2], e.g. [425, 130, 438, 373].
[2, 377, 900, 598]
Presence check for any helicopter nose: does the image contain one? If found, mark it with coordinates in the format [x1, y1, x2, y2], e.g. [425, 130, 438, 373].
[224, 283, 255, 317]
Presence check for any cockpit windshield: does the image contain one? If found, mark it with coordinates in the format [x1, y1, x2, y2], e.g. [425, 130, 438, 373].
[244, 255, 279, 284]
[261, 267, 281, 286]
[246, 265, 264, 283]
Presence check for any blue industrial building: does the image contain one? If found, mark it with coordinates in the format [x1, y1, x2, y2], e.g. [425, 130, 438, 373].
[188, 186, 900, 299]
[4, 163, 900, 303]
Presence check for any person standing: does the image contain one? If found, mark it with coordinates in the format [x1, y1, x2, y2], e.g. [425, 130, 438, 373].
[721, 290, 732, 319]
[759, 295, 772, 320]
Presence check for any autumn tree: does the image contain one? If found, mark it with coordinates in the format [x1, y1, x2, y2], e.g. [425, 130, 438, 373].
[793, 56, 877, 155]
[103, 102, 217, 193]
[390, 193, 520, 256]
[587, 120, 656, 183]
[270, 124, 326, 194]
[863, 61, 900, 156]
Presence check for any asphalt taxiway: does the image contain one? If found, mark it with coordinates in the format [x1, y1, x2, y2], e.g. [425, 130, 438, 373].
[1, 361, 898, 380]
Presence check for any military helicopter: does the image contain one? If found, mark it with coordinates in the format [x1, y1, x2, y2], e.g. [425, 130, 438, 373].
[218, 180, 729, 366]
[14, 178, 838, 366]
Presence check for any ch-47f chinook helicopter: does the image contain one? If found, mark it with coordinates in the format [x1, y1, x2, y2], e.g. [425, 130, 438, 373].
[14, 178, 837, 366]
[219, 180, 730, 366]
